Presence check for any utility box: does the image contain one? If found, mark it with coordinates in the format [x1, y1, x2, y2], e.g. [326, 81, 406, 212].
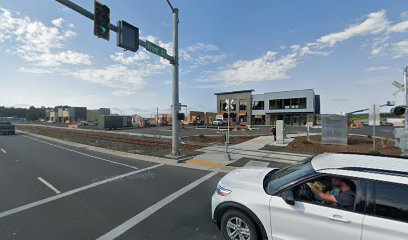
[97, 115, 132, 129]
[321, 114, 348, 145]
[276, 120, 286, 144]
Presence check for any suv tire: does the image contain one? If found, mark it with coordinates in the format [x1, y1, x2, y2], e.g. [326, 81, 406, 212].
[221, 209, 258, 240]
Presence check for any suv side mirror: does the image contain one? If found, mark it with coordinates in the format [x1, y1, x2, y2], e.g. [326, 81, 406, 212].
[281, 190, 295, 205]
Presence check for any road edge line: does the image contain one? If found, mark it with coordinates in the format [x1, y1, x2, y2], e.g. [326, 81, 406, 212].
[17, 130, 233, 173]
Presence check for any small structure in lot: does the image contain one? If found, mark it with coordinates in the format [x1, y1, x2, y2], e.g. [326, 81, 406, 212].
[97, 115, 132, 129]
[321, 114, 348, 145]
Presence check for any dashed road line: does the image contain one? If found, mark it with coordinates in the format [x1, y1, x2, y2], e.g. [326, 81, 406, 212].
[96, 171, 218, 240]
[21, 135, 138, 170]
[37, 177, 61, 195]
[0, 164, 164, 219]
[0, 148, 6, 154]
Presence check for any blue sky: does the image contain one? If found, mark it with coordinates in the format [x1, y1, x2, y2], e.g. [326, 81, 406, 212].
[1, 0, 408, 116]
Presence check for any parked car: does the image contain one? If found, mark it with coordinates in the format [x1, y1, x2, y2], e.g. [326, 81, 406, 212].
[0, 121, 15, 135]
[211, 153, 408, 240]
[213, 119, 230, 126]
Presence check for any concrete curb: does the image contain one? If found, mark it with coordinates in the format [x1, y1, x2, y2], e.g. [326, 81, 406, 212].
[16, 130, 233, 173]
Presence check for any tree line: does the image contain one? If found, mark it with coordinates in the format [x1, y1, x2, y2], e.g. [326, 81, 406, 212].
[0, 106, 47, 121]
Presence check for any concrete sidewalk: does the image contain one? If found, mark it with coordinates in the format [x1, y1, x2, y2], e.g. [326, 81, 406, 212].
[186, 135, 312, 168]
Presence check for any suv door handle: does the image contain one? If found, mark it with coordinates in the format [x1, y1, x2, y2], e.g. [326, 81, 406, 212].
[328, 214, 351, 223]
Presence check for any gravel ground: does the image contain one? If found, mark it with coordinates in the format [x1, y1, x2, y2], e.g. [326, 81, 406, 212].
[262, 135, 402, 156]
[16, 125, 203, 158]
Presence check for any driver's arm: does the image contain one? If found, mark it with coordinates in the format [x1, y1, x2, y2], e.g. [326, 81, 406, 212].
[306, 183, 337, 203]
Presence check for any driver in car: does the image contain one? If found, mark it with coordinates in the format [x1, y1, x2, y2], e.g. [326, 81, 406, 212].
[306, 178, 355, 210]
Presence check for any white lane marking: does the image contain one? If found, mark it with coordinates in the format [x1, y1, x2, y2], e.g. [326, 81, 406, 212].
[0, 164, 164, 219]
[37, 177, 61, 195]
[21, 135, 138, 170]
[97, 171, 218, 240]
[0, 149, 6, 154]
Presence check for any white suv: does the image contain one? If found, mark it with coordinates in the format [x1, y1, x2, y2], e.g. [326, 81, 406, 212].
[211, 153, 408, 240]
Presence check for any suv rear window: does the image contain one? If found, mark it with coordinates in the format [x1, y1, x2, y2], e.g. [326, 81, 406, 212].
[374, 181, 408, 222]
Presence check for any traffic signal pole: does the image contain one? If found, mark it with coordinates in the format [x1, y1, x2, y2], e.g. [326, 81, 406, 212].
[404, 66, 408, 131]
[55, 0, 181, 157]
[171, 8, 180, 156]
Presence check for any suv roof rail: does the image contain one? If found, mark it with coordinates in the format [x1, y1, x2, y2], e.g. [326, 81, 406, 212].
[336, 152, 408, 160]
[339, 167, 408, 178]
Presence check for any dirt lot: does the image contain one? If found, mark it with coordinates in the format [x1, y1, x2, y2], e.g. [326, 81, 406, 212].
[16, 125, 202, 157]
[263, 135, 402, 156]
[184, 135, 257, 144]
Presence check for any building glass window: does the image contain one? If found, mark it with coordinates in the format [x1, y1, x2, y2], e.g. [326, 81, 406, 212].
[270, 99, 284, 110]
[276, 99, 283, 109]
[239, 100, 247, 111]
[220, 101, 227, 112]
[239, 115, 247, 123]
[269, 100, 276, 109]
[252, 115, 265, 125]
[374, 182, 408, 222]
[252, 101, 264, 110]
[291, 98, 299, 109]
[299, 98, 307, 109]
[283, 99, 291, 109]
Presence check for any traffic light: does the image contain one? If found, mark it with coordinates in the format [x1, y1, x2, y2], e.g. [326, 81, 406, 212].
[390, 106, 406, 116]
[94, 1, 110, 41]
[177, 113, 185, 121]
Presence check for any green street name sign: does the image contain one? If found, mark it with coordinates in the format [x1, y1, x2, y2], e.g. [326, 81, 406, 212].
[145, 40, 167, 58]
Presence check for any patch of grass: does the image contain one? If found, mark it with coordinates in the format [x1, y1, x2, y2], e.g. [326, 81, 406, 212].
[368, 150, 381, 155]
[302, 140, 312, 144]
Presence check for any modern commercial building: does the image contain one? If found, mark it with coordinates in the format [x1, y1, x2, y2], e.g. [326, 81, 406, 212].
[215, 89, 320, 126]
[87, 108, 111, 122]
[47, 107, 110, 123]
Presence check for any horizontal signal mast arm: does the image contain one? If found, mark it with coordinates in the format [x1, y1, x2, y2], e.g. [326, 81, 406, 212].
[54, 0, 174, 61]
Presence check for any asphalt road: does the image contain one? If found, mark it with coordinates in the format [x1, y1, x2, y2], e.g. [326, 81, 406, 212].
[0, 133, 226, 240]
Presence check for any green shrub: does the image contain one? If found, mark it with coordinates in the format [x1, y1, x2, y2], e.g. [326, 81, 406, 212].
[302, 140, 312, 144]
[368, 150, 381, 155]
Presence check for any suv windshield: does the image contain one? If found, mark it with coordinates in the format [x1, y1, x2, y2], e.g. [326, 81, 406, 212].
[0, 122, 11, 125]
[266, 158, 315, 193]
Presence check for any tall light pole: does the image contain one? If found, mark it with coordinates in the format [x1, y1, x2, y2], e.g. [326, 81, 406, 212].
[404, 66, 408, 131]
[167, 0, 180, 157]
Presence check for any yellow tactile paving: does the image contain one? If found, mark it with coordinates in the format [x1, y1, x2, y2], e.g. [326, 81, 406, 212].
[186, 159, 225, 168]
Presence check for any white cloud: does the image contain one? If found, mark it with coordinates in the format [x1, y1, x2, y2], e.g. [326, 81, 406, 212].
[187, 43, 219, 52]
[51, 17, 64, 28]
[110, 51, 150, 65]
[69, 62, 169, 95]
[316, 10, 389, 47]
[202, 10, 408, 87]
[0, 8, 91, 67]
[202, 51, 297, 86]
[364, 66, 391, 72]
[388, 20, 408, 33]
[391, 40, 408, 58]
[19, 67, 52, 74]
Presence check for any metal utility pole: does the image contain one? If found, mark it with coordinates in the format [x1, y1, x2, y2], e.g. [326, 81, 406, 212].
[404, 66, 408, 130]
[166, 0, 180, 157]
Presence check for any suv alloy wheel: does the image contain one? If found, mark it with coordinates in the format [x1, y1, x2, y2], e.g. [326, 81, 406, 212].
[221, 209, 258, 240]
